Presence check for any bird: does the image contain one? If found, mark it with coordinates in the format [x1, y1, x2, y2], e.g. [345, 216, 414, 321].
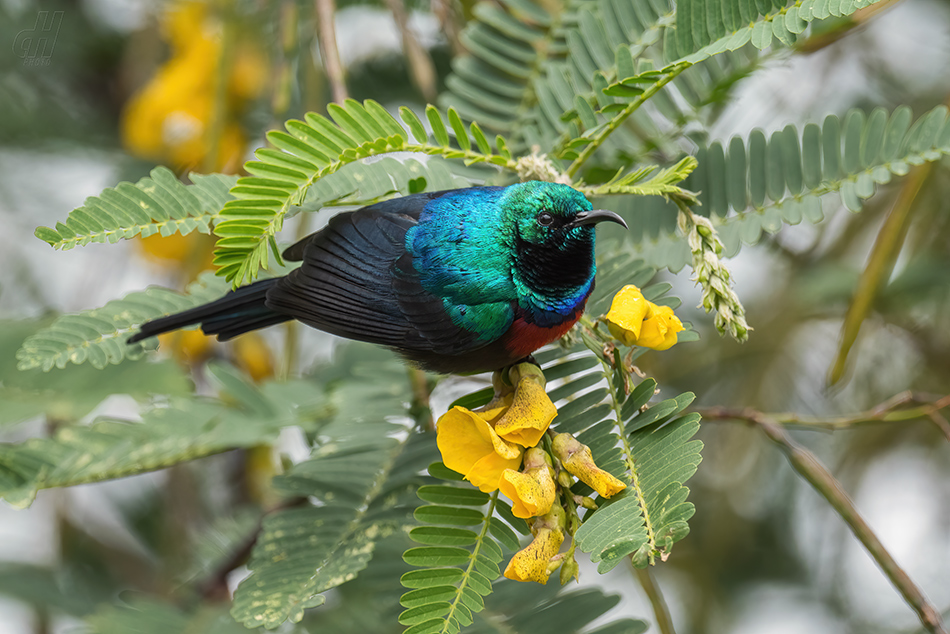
[128, 181, 626, 374]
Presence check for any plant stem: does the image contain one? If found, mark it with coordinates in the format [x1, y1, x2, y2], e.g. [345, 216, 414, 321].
[634, 564, 676, 634]
[697, 392, 950, 440]
[829, 163, 930, 385]
[383, 0, 437, 102]
[204, 0, 237, 173]
[702, 407, 949, 634]
[565, 65, 689, 179]
[314, 0, 347, 104]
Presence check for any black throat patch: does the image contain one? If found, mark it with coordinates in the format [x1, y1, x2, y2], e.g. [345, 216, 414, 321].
[514, 228, 595, 298]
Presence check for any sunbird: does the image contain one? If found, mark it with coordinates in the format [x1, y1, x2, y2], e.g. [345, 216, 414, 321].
[129, 181, 626, 373]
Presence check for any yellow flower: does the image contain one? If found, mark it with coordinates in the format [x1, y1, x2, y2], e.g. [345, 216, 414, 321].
[232, 332, 275, 383]
[493, 364, 557, 447]
[157, 328, 213, 365]
[503, 507, 565, 584]
[121, 1, 264, 173]
[637, 304, 684, 351]
[499, 448, 556, 519]
[605, 285, 684, 351]
[552, 433, 626, 498]
[436, 401, 523, 493]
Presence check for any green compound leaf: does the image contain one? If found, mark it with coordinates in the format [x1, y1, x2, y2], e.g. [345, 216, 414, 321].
[15, 271, 230, 371]
[539, 343, 702, 572]
[670, 0, 888, 62]
[231, 360, 435, 629]
[400, 464, 517, 634]
[0, 365, 330, 509]
[35, 167, 235, 250]
[633, 105, 950, 272]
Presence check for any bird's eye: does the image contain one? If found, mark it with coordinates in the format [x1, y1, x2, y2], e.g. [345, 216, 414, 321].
[537, 212, 555, 226]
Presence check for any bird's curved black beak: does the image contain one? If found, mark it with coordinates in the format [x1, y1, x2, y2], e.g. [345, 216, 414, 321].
[570, 209, 628, 229]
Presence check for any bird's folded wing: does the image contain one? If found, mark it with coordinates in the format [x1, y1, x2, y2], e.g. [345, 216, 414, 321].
[265, 205, 494, 355]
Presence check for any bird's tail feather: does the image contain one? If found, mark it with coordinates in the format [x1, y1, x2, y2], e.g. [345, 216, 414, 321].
[128, 278, 290, 344]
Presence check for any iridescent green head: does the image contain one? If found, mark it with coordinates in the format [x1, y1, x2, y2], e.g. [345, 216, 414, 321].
[500, 181, 626, 245]
[499, 181, 627, 323]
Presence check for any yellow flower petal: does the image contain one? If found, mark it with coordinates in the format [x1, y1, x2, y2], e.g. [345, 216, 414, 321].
[605, 285, 650, 346]
[499, 465, 556, 519]
[637, 304, 684, 351]
[604, 285, 684, 350]
[503, 527, 564, 583]
[494, 367, 557, 448]
[436, 406, 523, 493]
[552, 433, 627, 498]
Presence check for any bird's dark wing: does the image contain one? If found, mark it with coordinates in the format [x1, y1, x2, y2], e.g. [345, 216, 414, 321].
[281, 190, 456, 262]
[265, 192, 489, 356]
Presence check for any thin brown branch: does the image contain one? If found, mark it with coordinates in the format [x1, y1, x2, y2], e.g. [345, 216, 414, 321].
[701, 407, 948, 634]
[431, 0, 463, 57]
[384, 0, 438, 102]
[314, 0, 347, 104]
[698, 392, 950, 440]
[633, 565, 676, 634]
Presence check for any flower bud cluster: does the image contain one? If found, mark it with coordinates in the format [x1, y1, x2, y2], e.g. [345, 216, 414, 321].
[434, 362, 628, 585]
[514, 148, 573, 185]
[676, 207, 751, 342]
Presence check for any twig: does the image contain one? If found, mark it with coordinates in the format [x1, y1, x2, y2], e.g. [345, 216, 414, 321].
[701, 406, 948, 634]
[204, 1, 237, 173]
[633, 565, 676, 634]
[314, 0, 347, 104]
[431, 0, 463, 57]
[697, 392, 950, 441]
[565, 65, 688, 179]
[384, 0, 438, 102]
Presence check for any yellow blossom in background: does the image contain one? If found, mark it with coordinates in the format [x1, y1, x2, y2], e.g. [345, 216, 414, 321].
[436, 399, 523, 493]
[499, 448, 556, 519]
[158, 329, 213, 365]
[231, 332, 276, 382]
[605, 284, 684, 351]
[503, 506, 565, 584]
[121, 0, 265, 173]
[552, 433, 626, 498]
[493, 364, 557, 447]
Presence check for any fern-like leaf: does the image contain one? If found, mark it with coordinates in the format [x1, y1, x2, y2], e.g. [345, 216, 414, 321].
[230, 360, 435, 629]
[537, 313, 702, 571]
[635, 105, 950, 270]
[0, 319, 190, 427]
[212, 100, 514, 286]
[671, 0, 888, 63]
[568, 366, 703, 571]
[0, 364, 331, 508]
[399, 471, 516, 634]
[15, 271, 231, 371]
[476, 583, 649, 633]
[438, 0, 571, 149]
[34, 167, 235, 250]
